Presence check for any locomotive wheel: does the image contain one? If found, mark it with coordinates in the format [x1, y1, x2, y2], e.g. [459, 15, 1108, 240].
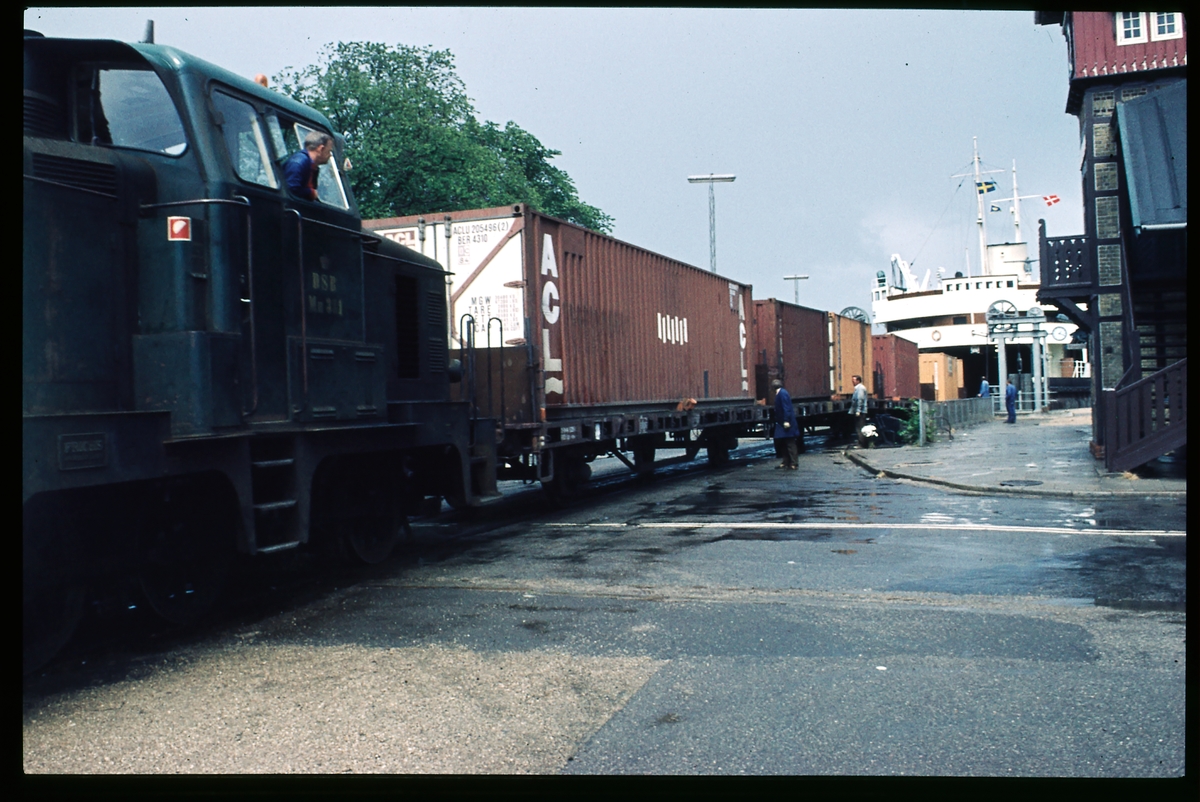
[23, 582, 85, 675]
[137, 484, 232, 627]
[341, 516, 399, 565]
[23, 499, 86, 674]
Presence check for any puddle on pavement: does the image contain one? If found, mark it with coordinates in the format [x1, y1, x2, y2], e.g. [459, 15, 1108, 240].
[890, 541, 1185, 612]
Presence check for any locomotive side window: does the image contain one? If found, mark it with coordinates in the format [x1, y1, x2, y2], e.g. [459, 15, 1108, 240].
[74, 67, 187, 155]
[266, 111, 350, 210]
[211, 91, 278, 188]
[294, 122, 350, 209]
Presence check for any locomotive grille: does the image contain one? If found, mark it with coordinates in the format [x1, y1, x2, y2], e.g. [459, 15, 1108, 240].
[426, 291, 447, 373]
[23, 92, 66, 138]
[394, 276, 420, 378]
[31, 152, 117, 196]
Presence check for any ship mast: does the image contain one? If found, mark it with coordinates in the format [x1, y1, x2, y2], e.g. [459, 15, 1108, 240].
[953, 137, 1003, 277]
[1010, 160, 1022, 243]
[973, 138, 988, 276]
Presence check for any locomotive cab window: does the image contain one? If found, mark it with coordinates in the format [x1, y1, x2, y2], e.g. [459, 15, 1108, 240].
[74, 66, 187, 155]
[211, 90, 278, 188]
[266, 110, 350, 209]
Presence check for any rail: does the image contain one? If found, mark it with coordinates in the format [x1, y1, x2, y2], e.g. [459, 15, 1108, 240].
[918, 397, 993, 446]
[1038, 220, 1092, 291]
[1102, 358, 1187, 473]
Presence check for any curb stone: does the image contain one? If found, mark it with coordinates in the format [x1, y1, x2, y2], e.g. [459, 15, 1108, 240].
[841, 449, 1187, 500]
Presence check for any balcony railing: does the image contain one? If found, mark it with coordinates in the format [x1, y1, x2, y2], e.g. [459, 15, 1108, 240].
[1038, 219, 1092, 292]
[1102, 358, 1187, 473]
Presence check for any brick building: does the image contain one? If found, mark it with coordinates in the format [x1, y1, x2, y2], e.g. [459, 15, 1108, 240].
[1034, 11, 1186, 471]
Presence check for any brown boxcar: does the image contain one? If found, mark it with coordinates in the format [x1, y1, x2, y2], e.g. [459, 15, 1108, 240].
[871, 334, 920, 399]
[827, 312, 873, 397]
[363, 205, 766, 489]
[752, 299, 832, 402]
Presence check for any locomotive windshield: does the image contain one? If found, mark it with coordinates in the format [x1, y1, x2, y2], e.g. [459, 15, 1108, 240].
[74, 66, 187, 155]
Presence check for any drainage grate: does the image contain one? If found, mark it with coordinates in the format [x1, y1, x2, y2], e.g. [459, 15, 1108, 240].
[999, 480, 1044, 487]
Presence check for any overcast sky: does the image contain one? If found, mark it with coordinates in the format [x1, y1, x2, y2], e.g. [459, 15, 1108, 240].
[25, 7, 1085, 317]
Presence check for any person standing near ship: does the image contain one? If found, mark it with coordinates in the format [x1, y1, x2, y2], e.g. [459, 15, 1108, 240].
[772, 380, 800, 469]
[1005, 379, 1018, 423]
[850, 375, 869, 447]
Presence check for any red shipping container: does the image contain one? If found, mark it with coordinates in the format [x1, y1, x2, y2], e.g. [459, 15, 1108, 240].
[872, 333, 920, 399]
[364, 205, 754, 422]
[752, 299, 831, 401]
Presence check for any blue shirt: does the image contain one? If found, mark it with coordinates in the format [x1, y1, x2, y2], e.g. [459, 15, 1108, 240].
[1005, 383, 1017, 403]
[283, 150, 318, 200]
[979, 379, 989, 397]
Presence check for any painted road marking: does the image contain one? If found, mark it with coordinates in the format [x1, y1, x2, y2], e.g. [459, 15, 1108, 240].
[542, 522, 1184, 538]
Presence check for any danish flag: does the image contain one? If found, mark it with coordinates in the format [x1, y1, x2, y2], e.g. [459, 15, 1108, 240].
[1042, 194, 1061, 206]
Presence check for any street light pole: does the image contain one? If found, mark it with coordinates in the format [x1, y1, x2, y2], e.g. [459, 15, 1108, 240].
[687, 174, 736, 272]
[783, 274, 809, 305]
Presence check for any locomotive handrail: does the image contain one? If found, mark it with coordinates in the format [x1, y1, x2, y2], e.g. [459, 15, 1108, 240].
[24, 173, 118, 200]
[360, 235, 453, 275]
[139, 197, 251, 211]
[231, 195, 258, 417]
[287, 207, 308, 402]
[486, 317, 506, 426]
[285, 209, 366, 239]
[459, 313, 477, 448]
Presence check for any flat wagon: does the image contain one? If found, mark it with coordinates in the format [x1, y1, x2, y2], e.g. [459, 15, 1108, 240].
[365, 205, 769, 495]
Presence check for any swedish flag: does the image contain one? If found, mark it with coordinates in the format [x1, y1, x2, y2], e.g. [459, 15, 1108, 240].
[976, 180, 997, 194]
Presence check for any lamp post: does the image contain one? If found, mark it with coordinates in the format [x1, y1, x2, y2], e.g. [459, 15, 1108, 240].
[783, 274, 809, 305]
[687, 174, 736, 272]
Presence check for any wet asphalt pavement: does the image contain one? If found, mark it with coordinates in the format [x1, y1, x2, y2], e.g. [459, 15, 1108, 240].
[22, 437, 1186, 778]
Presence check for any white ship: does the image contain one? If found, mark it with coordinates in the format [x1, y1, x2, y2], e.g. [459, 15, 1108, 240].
[870, 138, 1090, 401]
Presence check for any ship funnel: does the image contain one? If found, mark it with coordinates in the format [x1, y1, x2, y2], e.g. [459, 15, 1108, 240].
[141, 20, 154, 43]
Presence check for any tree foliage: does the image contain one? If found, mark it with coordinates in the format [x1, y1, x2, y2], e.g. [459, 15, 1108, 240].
[275, 42, 613, 233]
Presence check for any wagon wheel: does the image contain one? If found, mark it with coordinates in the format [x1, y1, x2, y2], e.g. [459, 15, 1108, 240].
[341, 515, 399, 565]
[137, 482, 232, 626]
[706, 439, 731, 466]
[542, 451, 591, 502]
[632, 440, 656, 475]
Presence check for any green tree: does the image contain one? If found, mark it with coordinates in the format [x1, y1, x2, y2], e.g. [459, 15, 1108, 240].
[275, 42, 613, 233]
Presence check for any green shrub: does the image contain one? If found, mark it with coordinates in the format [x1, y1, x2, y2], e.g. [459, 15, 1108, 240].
[896, 402, 922, 444]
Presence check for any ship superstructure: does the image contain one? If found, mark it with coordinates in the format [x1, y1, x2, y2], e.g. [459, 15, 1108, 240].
[870, 139, 1090, 403]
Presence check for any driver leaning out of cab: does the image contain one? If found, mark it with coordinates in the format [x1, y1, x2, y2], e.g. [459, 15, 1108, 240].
[283, 130, 333, 201]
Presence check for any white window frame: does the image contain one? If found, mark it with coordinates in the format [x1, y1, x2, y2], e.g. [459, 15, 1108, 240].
[1149, 12, 1183, 41]
[1117, 12, 1147, 45]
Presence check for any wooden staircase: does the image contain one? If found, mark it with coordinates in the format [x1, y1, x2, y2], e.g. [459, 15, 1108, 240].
[1103, 285, 1187, 473]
